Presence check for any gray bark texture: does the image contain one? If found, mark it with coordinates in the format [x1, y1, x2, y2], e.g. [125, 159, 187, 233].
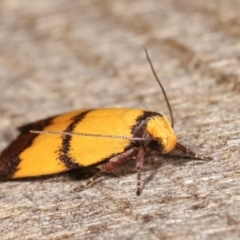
[0, 0, 239, 239]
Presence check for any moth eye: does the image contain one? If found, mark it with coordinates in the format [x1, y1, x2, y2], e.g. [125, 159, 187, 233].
[148, 140, 160, 151]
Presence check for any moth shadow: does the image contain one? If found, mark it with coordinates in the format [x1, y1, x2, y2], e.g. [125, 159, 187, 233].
[2, 152, 205, 193]
[68, 152, 202, 192]
[141, 152, 206, 190]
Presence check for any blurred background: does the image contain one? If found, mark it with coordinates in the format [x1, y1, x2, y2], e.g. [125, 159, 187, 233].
[0, 0, 240, 239]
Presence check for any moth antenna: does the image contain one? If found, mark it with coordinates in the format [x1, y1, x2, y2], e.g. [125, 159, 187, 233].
[145, 48, 174, 128]
[30, 130, 147, 141]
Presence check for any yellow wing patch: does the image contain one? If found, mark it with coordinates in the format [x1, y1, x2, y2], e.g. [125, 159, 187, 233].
[69, 109, 143, 166]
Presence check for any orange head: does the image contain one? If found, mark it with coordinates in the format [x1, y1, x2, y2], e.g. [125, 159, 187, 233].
[146, 115, 177, 153]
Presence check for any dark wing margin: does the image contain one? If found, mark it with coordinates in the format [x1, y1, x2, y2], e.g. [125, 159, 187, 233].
[0, 116, 55, 179]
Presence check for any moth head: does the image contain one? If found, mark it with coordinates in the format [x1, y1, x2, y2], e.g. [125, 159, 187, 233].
[146, 115, 177, 153]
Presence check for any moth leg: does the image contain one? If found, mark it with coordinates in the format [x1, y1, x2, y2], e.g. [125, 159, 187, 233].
[72, 148, 136, 193]
[135, 147, 144, 196]
[176, 142, 212, 161]
[71, 171, 102, 193]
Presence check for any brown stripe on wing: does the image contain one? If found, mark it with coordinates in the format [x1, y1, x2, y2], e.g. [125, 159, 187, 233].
[122, 111, 162, 151]
[0, 116, 55, 179]
[133, 111, 165, 153]
[58, 110, 92, 170]
[131, 111, 162, 139]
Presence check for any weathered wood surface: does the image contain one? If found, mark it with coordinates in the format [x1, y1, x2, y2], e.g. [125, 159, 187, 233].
[0, 0, 239, 239]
